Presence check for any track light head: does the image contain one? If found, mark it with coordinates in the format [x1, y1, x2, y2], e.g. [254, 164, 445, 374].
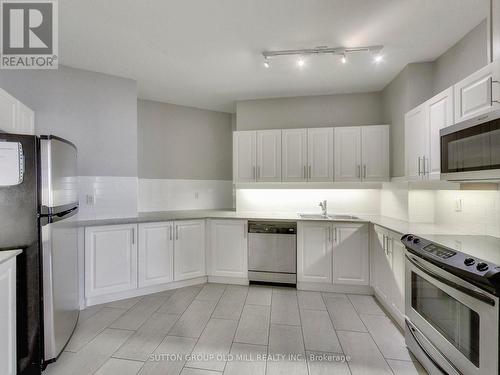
[341, 54, 347, 64]
[263, 58, 270, 68]
[373, 54, 383, 63]
[297, 56, 305, 67]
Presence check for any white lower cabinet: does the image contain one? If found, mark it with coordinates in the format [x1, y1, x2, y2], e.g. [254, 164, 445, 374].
[208, 219, 248, 279]
[297, 222, 333, 283]
[85, 224, 138, 298]
[298, 221, 369, 287]
[174, 220, 206, 281]
[138, 222, 174, 287]
[333, 223, 369, 286]
[0, 257, 17, 375]
[371, 225, 405, 327]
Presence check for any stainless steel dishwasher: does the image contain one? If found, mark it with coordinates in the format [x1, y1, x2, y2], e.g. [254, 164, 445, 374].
[248, 221, 297, 285]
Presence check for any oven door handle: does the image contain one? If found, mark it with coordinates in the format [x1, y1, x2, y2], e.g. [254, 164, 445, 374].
[405, 318, 462, 375]
[406, 255, 496, 306]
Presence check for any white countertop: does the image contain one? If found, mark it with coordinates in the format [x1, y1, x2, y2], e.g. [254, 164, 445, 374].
[0, 249, 22, 264]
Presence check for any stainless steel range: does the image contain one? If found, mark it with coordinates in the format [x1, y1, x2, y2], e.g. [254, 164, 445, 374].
[402, 234, 500, 375]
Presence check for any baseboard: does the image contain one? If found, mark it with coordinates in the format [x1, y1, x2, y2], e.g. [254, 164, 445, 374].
[207, 276, 249, 285]
[84, 276, 208, 307]
[297, 282, 373, 294]
[373, 288, 405, 330]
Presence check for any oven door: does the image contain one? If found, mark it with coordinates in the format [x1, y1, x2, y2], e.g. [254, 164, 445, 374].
[405, 252, 498, 375]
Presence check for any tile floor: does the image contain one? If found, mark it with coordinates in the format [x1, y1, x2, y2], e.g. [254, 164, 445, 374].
[44, 284, 427, 375]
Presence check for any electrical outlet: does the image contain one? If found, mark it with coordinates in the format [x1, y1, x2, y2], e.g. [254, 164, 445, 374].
[454, 197, 462, 212]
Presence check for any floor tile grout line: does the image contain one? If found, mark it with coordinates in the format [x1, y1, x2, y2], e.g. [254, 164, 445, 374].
[296, 295, 312, 375]
[225, 283, 250, 373]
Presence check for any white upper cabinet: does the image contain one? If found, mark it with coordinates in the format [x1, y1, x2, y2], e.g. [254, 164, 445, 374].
[282, 129, 307, 182]
[332, 223, 369, 286]
[233, 131, 256, 182]
[428, 87, 454, 177]
[334, 125, 389, 182]
[361, 125, 389, 181]
[138, 222, 174, 288]
[174, 220, 206, 281]
[85, 224, 138, 298]
[0, 88, 35, 135]
[208, 219, 248, 279]
[297, 221, 332, 283]
[334, 127, 362, 181]
[307, 128, 334, 182]
[256, 129, 281, 181]
[454, 61, 500, 123]
[405, 104, 429, 179]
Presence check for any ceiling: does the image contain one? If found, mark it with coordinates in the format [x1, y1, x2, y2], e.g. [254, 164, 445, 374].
[60, 0, 489, 113]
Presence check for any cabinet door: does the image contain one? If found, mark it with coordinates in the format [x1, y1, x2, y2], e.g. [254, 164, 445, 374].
[333, 224, 369, 286]
[0, 258, 16, 375]
[209, 220, 248, 278]
[297, 222, 332, 283]
[454, 62, 500, 123]
[307, 128, 334, 181]
[371, 226, 392, 301]
[428, 87, 454, 177]
[361, 125, 389, 181]
[15, 101, 35, 135]
[85, 225, 138, 298]
[334, 127, 361, 181]
[256, 130, 281, 181]
[174, 220, 206, 281]
[0, 89, 17, 134]
[282, 129, 307, 182]
[233, 131, 256, 182]
[390, 237, 405, 326]
[138, 222, 174, 288]
[405, 104, 428, 178]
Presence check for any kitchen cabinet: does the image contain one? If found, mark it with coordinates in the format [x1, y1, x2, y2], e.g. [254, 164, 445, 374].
[0, 256, 17, 375]
[405, 104, 429, 179]
[332, 223, 369, 286]
[454, 60, 500, 123]
[282, 129, 307, 181]
[85, 224, 138, 298]
[138, 222, 174, 288]
[174, 220, 206, 281]
[307, 128, 334, 181]
[334, 125, 389, 182]
[297, 222, 333, 283]
[233, 131, 256, 182]
[256, 129, 281, 181]
[208, 219, 248, 279]
[371, 225, 405, 327]
[428, 87, 454, 177]
[0, 88, 35, 135]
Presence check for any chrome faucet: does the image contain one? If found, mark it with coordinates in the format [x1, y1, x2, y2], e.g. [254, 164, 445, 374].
[319, 200, 327, 217]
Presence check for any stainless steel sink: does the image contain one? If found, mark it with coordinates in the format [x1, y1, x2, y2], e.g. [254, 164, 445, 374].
[298, 213, 360, 220]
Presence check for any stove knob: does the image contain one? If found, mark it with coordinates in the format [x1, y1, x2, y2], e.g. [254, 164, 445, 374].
[407, 235, 414, 241]
[413, 238, 420, 244]
[464, 258, 475, 266]
[477, 262, 489, 272]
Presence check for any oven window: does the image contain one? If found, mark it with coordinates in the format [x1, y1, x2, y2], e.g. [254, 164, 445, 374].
[441, 119, 500, 173]
[411, 272, 480, 367]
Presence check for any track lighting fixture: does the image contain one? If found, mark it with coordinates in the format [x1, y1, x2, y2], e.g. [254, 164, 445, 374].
[262, 45, 383, 67]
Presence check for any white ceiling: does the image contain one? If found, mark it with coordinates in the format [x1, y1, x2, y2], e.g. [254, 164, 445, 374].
[60, 0, 488, 113]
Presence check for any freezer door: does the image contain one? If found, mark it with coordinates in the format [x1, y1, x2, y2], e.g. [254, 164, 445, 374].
[42, 209, 79, 361]
[40, 136, 78, 214]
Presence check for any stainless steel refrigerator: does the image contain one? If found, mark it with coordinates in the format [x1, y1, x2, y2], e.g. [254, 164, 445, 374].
[0, 134, 79, 374]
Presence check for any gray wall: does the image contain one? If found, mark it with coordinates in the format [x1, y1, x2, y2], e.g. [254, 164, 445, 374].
[382, 63, 433, 177]
[433, 19, 489, 94]
[0, 65, 138, 176]
[382, 19, 489, 177]
[236, 92, 383, 131]
[138, 99, 232, 180]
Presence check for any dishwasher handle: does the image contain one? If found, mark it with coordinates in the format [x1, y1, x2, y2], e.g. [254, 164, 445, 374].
[248, 221, 297, 234]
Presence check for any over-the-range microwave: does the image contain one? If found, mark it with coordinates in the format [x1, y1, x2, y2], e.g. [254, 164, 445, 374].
[440, 108, 500, 181]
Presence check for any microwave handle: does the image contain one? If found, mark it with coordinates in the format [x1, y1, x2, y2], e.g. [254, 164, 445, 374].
[406, 255, 496, 306]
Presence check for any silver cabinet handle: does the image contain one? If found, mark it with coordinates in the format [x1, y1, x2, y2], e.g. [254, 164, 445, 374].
[303, 165, 306, 179]
[328, 227, 331, 242]
[252, 166, 256, 180]
[357, 165, 361, 178]
[417, 157, 421, 176]
[257, 165, 260, 180]
[363, 165, 367, 179]
[308, 165, 312, 179]
[169, 225, 173, 241]
[334, 228, 337, 242]
[175, 225, 179, 240]
[131, 227, 135, 244]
